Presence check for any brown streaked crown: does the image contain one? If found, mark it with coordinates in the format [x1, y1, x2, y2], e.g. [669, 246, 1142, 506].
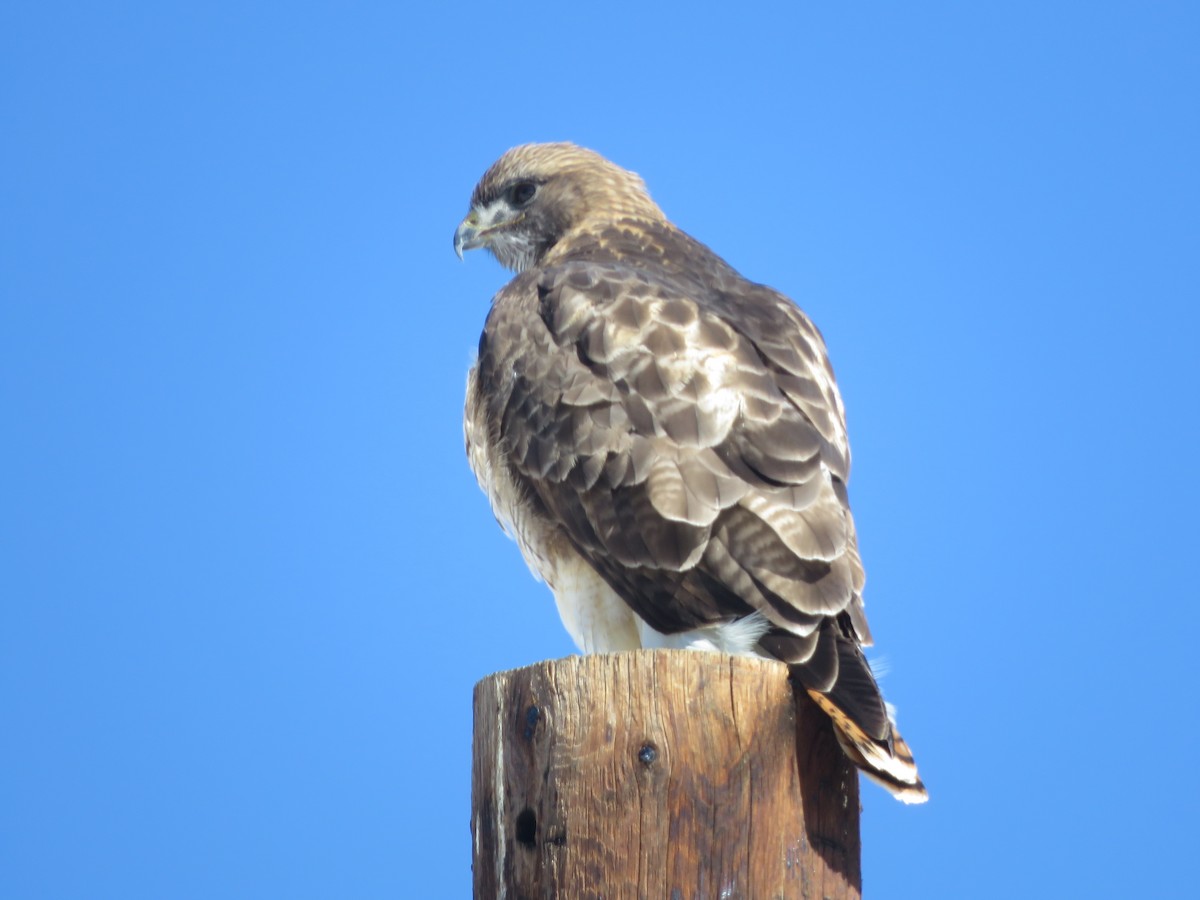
[470, 142, 663, 222]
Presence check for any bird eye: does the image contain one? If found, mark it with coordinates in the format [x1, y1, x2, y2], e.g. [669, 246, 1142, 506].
[509, 181, 537, 207]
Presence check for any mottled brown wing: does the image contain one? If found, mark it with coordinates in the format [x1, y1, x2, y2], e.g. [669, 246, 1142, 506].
[476, 252, 888, 742]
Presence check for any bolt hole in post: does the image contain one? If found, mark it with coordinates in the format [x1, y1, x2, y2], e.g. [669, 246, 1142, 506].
[637, 742, 657, 766]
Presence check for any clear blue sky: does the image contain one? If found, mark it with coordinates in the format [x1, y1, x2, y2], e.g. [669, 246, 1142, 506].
[3, 2, 1197, 897]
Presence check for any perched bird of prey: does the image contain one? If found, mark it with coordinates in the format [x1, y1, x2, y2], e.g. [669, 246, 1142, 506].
[456, 143, 926, 803]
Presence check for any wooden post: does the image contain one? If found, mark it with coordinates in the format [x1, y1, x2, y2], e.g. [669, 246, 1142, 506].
[472, 649, 861, 899]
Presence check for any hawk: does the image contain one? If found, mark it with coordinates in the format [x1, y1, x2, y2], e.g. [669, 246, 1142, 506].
[456, 143, 926, 803]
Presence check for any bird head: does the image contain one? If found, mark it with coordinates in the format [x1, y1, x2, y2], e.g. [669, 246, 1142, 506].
[454, 142, 664, 272]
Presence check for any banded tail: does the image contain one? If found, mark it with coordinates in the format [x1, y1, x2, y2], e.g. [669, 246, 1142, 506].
[769, 619, 928, 804]
[807, 688, 927, 804]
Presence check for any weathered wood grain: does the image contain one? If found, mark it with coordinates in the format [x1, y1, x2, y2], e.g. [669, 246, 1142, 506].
[472, 650, 861, 899]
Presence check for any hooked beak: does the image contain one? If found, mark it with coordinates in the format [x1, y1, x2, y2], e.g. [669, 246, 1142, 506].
[454, 211, 486, 261]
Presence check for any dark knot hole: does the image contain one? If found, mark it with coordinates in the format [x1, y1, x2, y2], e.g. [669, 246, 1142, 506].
[515, 808, 537, 848]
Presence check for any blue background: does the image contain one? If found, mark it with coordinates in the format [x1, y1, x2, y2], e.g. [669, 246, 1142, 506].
[3, 2, 1198, 897]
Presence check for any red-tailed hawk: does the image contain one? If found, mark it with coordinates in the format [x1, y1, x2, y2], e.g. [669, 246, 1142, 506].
[456, 143, 926, 803]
